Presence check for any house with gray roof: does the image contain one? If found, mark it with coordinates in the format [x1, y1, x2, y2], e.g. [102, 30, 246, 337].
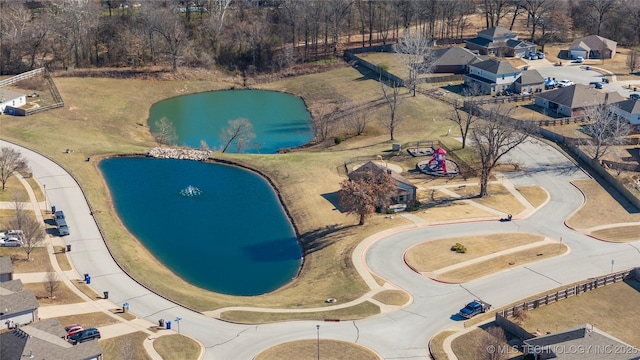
[0, 279, 39, 328]
[534, 84, 625, 117]
[0, 318, 103, 360]
[514, 68, 544, 94]
[348, 161, 417, 206]
[610, 98, 640, 132]
[523, 324, 639, 360]
[569, 35, 617, 60]
[0, 88, 26, 113]
[0, 256, 14, 282]
[430, 46, 482, 74]
[463, 58, 521, 95]
[465, 26, 536, 58]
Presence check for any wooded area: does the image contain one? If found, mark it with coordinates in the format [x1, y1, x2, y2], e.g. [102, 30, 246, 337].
[1, 0, 639, 76]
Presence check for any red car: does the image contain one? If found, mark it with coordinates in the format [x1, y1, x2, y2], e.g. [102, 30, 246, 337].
[65, 325, 84, 338]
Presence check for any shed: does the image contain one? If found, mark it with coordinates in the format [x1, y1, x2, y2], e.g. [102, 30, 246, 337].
[0, 88, 26, 113]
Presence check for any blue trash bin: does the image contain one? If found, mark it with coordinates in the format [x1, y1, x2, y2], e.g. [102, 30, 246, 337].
[84, 273, 89, 282]
[585, 66, 590, 70]
[166, 321, 171, 330]
[86, 275, 91, 284]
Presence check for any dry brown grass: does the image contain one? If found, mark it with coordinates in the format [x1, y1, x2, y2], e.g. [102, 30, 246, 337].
[100, 331, 152, 360]
[53, 246, 72, 271]
[0, 247, 51, 272]
[71, 279, 103, 300]
[451, 324, 521, 360]
[153, 334, 201, 360]
[110, 308, 137, 321]
[436, 243, 568, 283]
[0, 176, 29, 202]
[516, 186, 548, 208]
[372, 290, 410, 306]
[429, 330, 456, 360]
[590, 225, 640, 242]
[450, 184, 525, 215]
[566, 179, 640, 230]
[56, 311, 120, 329]
[23, 280, 84, 305]
[405, 233, 544, 272]
[221, 301, 380, 323]
[255, 339, 379, 360]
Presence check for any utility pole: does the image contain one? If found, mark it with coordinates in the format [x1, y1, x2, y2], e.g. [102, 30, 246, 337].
[316, 325, 320, 360]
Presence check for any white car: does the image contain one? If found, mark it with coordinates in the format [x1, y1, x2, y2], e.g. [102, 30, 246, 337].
[557, 80, 575, 87]
[0, 237, 23, 247]
[575, 56, 584, 63]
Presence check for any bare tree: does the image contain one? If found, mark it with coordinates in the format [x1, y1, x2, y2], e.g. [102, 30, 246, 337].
[339, 168, 397, 225]
[627, 47, 639, 73]
[312, 104, 335, 143]
[13, 214, 46, 261]
[450, 85, 482, 149]
[471, 106, 532, 197]
[10, 192, 28, 230]
[394, 31, 434, 97]
[586, 0, 617, 36]
[522, 0, 553, 42]
[145, 4, 190, 71]
[380, 76, 403, 141]
[0, 147, 30, 191]
[346, 112, 368, 137]
[153, 117, 177, 146]
[582, 104, 630, 161]
[478, 326, 509, 360]
[220, 118, 256, 153]
[43, 270, 60, 299]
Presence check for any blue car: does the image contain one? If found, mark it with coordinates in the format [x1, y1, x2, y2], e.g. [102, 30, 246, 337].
[630, 93, 640, 100]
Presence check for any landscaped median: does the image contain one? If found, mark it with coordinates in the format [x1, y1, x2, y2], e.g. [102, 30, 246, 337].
[404, 233, 567, 283]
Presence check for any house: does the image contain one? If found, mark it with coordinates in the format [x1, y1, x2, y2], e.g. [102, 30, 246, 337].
[348, 161, 417, 205]
[0, 88, 26, 113]
[463, 58, 521, 95]
[534, 84, 625, 117]
[0, 279, 39, 328]
[514, 68, 544, 94]
[523, 324, 639, 360]
[430, 46, 482, 74]
[0, 318, 103, 360]
[569, 35, 617, 60]
[0, 256, 13, 282]
[610, 98, 640, 131]
[465, 26, 537, 57]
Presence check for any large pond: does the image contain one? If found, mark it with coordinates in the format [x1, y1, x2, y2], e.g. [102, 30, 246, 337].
[99, 157, 302, 296]
[148, 89, 313, 154]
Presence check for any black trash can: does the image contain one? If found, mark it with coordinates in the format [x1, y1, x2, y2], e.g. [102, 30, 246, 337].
[103, 291, 109, 299]
[66, 244, 71, 252]
[159, 319, 165, 327]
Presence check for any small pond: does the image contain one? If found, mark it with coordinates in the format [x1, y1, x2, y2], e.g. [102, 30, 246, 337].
[148, 89, 313, 154]
[99, 157, 302, 296]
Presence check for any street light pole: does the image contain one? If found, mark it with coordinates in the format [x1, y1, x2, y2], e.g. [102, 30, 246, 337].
[316, 325, 320, 360]
[43, 184, 48, 213]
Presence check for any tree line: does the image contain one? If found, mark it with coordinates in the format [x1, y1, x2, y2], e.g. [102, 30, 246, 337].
[2, 0, 639, 76]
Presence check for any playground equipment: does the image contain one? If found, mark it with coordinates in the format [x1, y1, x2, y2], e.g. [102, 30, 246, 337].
[416, 147, 459, 176]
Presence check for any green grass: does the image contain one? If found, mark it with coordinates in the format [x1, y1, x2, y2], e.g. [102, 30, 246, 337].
[153, 334, 201, 360]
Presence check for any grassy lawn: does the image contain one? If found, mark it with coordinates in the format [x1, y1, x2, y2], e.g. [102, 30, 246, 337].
[372, 290, 410, 306]
[23, 280, 84, 305]
[405, 233, 544, 272]
[450, 184, 525, 215]
[451, 324, 521, 360]
[53, 246, 72, 271]
[220, 301, 380, 323]
[71, 279, 103, 300]
[436, 243, 568, 283]
[0, 247, 51, 272]
[57, 311, 120, 329]
[516, 186, 548, 208]
[429, 330, 456, 360]
[153, 334, 201, 360]
[100, 331, 152, 360]
[255, 339, 379, 360]
[566, 179, 640, 234]
[0, 176, 29, 202]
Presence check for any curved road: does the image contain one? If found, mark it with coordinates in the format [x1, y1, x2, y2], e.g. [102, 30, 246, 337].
[2, 138, 640, 359]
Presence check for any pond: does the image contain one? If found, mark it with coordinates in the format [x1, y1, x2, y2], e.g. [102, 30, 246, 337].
[148, 89, 313, 154]
[99, 157, 302, 296]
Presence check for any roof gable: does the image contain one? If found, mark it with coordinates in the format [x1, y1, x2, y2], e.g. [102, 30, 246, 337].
[0, 256, 13, 275]
[570, 35, 617, 51]
[471, 58, 519, 75]
[536, 85, 624, 108]
[613, 98, 640, 114]
[0, 88, 24, 102]
[477, 26, 517, 40]
[517, 69, 544, 85]
[433, 47, 481, 66]
[349, 161, 416, 189]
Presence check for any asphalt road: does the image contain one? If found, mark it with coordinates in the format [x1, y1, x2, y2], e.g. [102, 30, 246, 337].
[2, 137, 640, 359]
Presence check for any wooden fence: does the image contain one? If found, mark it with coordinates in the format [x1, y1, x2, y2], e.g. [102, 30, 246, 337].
[466, 93, 535, 106]
[498, 268, 635, 318]
[533, 116, 590, 127]
[25, 71, 64, 116]
[0, 68, 44, 87]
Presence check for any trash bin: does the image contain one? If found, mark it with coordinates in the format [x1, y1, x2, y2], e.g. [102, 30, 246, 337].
[159, 319, 165, 327]
[103, 291, 109, 299]
[84, 273, 89, 282]
[585, 66, 590, 70]
[86, 275, 91, 284]
[166, 321, 171, 330]
[51, 205, 56, 214]
[66, 244, 71, 252]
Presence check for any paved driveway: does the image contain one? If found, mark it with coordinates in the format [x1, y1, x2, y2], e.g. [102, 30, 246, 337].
[2, 138, 639, 359]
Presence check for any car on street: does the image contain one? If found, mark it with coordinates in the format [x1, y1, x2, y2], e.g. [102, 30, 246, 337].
[558, 79, 575, 87]
[589, 81, 603, 89]
[575, 56, 584, 63]
[630, 93, 640, 100]
[0, 237, 23, 247]
[68, 328, 100, 344]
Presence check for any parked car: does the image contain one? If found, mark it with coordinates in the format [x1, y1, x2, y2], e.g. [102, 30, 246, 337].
[65, 325, 84, 338]
[64, 324, 83, 332]
[544, 78, 557, 90]
[630, 93, 640, 100]
[0, 237, 23, 247]
[68, 328, 101, 344]
[575, 56, 584, 63]
[536, 52, 545, 59]
[459, 300, 491, 319]
[589, 81, 603, 89]
[558, 79, 575, 87]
